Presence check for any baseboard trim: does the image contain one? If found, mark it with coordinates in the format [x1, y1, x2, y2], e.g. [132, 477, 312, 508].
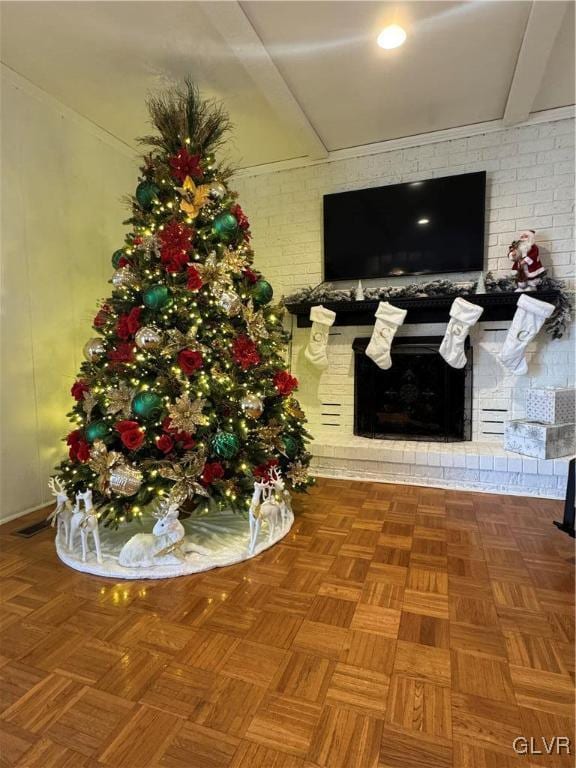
[0, 502, 52, 526]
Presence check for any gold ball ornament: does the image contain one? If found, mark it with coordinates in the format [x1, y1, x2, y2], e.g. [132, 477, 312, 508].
[108, 464, 143, 497]
[83, 337, 106, 362]
[112, 267, 138, 289]
[209, 181, 227, 201]
[217, 290, 242, 317]
[135, 326, 163, 351]
[240, 394, 264, 419]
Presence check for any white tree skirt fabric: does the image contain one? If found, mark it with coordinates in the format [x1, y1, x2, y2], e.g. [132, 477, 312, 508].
[55, 508, 294, 580]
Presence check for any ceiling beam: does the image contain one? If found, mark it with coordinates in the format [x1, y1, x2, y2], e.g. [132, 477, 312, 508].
[503, 0, 569, 126]
[199, 1, 328, 160]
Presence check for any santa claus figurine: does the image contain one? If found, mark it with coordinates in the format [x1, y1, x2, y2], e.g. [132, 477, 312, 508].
[508, 229, 546, 292]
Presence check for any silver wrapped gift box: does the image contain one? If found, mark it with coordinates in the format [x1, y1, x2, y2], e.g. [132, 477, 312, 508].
[525, 388, 575, 425]
[504, 419, 575, 460]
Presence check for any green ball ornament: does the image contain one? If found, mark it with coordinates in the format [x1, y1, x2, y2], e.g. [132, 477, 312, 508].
[143, 284, 171, 310]
[132, 391, 163, 421]
[212, 212, 238, 242]
[252, 279, 273, 306]
[135, 180, 159, 210]
[211, 431, 240, 459]
[85, 420, 109, 443]
[282, 434, 298, 458]
[112, 249, 125, 268]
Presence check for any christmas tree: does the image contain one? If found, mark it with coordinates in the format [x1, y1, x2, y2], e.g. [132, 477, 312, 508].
[54, 81, 312, 527]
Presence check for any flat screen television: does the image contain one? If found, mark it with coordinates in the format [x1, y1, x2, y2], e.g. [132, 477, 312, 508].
[323, 171, 486, 281]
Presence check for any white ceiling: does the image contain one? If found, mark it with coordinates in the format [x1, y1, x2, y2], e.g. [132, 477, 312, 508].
[1, 1, 574, 168]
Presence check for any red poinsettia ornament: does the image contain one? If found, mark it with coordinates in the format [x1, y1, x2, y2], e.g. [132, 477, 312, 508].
[71, 380, 90, 402]
[201, 461, 225, 485]
[242, 267, 259, 285]
[116, 307, 142, 340]
[232, 335, 260, 370]
[186, 265, 203, 291]
[274, 371, 298, 396]
[169, 148, 203, 183]
[94, 304, 112, 329]
[107, 343, 135, 364]
[231, 204, 251, 239]
[159, 220, 195, 273]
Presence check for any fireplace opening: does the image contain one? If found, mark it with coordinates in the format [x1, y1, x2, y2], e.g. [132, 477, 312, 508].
[353, 336, 472, 442]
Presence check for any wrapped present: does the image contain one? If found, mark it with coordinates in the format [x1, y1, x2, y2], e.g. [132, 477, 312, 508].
[504, 419, 575, 460]
[526, 388, 575, 425]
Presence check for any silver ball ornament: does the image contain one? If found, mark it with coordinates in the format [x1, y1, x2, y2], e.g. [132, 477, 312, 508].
[240, 394, 264, 419]
[209, 181, 226, 201]
[135, 326, 163, 351]
[218, 290, 242, 317]
[83, 337, 106, 362]
[112, 267, 138, 289]
[108, 464, 143, 497]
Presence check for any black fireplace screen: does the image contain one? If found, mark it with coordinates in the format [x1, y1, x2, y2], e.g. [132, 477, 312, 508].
[353, 336, 472, 442]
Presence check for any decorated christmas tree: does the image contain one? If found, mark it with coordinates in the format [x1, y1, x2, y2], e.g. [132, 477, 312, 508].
[53, 81, 312, 528]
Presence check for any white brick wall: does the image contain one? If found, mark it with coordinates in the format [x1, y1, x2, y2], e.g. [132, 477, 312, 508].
[234, 117, 575, 474]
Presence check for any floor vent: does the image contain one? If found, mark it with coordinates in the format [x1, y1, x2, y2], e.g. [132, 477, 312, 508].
[13, 519, 51, 538]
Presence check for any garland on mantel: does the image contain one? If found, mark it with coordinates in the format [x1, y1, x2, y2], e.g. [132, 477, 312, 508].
[282, 275, 573, 339]
[484, 272, 573, 339]
[283, 278, 477, 305]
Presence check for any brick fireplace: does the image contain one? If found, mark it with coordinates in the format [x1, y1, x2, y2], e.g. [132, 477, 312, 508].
[234, 114, 575, 500]
[291, 319, 571, 499]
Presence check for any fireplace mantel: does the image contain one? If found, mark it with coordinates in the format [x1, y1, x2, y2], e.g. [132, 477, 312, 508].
[285, 290, 559, 327]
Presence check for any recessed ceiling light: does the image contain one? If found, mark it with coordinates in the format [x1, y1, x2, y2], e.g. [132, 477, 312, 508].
[377, 25, 407, 50]
[418, 218, 430, 225]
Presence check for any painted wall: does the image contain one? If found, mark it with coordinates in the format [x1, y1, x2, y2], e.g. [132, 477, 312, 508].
[234, 115, 575, 447]
[0, 67, 138, 521]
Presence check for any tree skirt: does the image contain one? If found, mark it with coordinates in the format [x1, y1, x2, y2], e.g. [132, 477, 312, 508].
[55, 507, 294, 579]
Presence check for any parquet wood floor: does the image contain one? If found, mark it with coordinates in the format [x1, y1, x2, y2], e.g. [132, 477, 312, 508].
[0, 478, 574, 767]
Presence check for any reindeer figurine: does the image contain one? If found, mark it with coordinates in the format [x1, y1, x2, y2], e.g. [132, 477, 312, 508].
[69, 489, 102, 564]
[118, 500, 186, 568]
[268, 466, 293, 528]
[47, 478, 74, 546]
[248, 477, 282, 555]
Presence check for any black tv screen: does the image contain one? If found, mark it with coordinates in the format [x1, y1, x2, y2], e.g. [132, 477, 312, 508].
[323, 171, 486, 281]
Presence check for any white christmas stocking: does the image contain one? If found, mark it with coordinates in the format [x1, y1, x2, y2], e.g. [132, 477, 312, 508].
[365, 302, 407, 370]
[304, 305, 336, 368]
[439, 297, 484, 369]
[498, 294, 555, 376]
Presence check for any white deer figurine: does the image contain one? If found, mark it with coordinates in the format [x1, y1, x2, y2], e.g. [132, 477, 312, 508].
[248, 478, 282, 555]
[118, 500, 186, 568]
[69, 489, 102, 564]
[268, 466, 292, 527]
[47, 478, 74, 546]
